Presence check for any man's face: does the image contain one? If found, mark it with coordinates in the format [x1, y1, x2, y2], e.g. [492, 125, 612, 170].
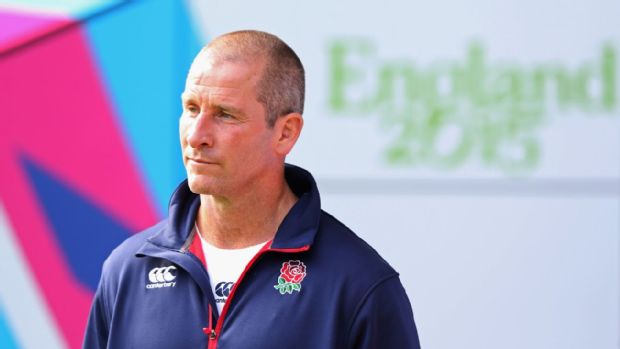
[180, 52, 278, 197]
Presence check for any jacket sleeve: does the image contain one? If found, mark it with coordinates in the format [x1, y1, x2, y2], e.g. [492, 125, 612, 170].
[347, 275, 421, 349]
[82, 265, 112, 349]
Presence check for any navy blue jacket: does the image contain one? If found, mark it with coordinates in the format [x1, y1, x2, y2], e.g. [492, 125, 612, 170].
[83, 165, 420, 348]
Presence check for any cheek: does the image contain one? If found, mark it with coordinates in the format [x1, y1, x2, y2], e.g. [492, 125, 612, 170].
[225, 129, 261, 154]
[234, 139, 271, 169]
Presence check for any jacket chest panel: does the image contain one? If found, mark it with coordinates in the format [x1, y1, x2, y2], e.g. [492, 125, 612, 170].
[109, 268, 212, 348]
[213, 265, 351, 349]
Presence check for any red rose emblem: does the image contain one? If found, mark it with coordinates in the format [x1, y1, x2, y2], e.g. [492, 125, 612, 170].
[280, 260, 306, 284]
[274, 260, 307, 294]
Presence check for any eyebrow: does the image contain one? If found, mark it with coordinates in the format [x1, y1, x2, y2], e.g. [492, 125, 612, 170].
[219, 104, 243, 115]
[181, 92, 198, 103]
[180, 92, 244, 115]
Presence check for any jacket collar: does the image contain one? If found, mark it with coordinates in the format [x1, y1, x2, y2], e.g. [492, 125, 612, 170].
[144, 163, 321, 252]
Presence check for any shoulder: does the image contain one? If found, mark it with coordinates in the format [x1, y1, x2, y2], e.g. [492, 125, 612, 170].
[317, 210, 394, 269]
[100, 220, 167, 279]
[312, 210, 398, 288]
[313, 212, 419, 347]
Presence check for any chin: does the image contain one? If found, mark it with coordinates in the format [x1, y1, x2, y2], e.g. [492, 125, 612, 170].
[186, 174, 216, 195]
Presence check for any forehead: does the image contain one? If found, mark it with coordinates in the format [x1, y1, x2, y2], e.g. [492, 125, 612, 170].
[185, 52, 263, 94]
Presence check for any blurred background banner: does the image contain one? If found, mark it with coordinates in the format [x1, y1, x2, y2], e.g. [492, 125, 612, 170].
[0, 1, 618, 348]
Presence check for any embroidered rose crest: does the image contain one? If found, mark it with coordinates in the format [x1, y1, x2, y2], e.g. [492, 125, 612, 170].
[274, 260, 306, 294]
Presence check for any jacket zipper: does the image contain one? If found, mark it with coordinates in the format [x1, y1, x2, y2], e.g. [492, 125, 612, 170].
[207, 244, 310, 349]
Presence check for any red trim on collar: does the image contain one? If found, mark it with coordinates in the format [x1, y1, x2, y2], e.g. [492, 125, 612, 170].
[188, 228, 207, 268]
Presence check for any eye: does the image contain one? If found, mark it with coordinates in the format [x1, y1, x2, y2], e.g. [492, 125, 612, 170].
[185, 104, 199, 116]
[217, 111, 234, 119]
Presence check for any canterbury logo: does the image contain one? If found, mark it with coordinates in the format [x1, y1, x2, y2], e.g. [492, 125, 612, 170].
[215, 282, 234, 298]
[146, 266, 177, 289]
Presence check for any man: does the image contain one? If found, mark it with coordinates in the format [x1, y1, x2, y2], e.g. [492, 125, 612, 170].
[84, 30, 420, 349]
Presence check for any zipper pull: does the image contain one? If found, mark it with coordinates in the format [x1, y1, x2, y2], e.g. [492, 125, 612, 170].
[203, 304, 217, 340]
[202, 327, 216, 339]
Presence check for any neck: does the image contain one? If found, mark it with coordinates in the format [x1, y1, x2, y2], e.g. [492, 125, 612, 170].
[196, 170, 298, 249]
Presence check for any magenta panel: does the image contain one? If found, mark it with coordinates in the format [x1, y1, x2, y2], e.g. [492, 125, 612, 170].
[0, 9, 71, 53]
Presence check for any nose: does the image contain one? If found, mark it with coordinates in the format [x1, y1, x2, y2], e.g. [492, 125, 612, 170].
[185, 112, 214, 149]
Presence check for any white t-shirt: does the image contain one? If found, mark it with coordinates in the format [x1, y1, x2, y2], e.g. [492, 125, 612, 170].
[197, 229, 266, 314]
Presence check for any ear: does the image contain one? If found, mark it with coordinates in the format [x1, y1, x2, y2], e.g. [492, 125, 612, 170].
[273, 112, 303, 156]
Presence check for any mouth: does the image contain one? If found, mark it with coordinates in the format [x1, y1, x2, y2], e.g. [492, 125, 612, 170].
[187, 157, 217, 166]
